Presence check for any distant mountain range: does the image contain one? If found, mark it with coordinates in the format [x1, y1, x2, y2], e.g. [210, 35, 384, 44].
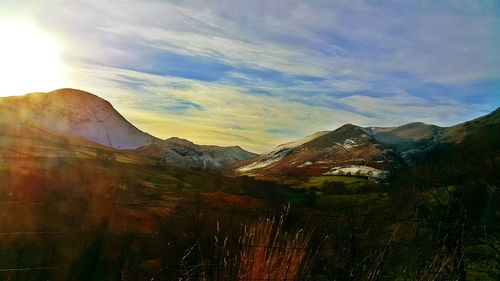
[0, 89, 256, 169]
[1, 88, 498, 176]
[236, 108, 500, 179]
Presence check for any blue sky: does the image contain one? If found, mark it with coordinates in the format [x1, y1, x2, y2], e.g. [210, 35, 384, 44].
[1, 0, 499, 152]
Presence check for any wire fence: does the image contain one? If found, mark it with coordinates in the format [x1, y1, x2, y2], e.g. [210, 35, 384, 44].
[0, 266, 63, 273]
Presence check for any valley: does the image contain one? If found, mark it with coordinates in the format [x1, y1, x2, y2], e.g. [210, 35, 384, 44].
[0, 89, 498, 280]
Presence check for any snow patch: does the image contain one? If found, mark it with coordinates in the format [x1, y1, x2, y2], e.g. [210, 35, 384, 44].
[297, 161, 313, 167]
[237, 148, 291, 172]
[335, 138, 360, 149]
[323, 165, 390, 179]
[273, 131, 329, 151]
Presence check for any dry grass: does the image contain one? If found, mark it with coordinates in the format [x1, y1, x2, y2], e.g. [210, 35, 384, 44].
[232, 206, 312, 281]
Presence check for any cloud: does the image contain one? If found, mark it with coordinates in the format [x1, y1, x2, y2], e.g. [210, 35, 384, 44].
[338, 93, 475, 126]
[65, 64, 379, 152]
[2, 0, 499, 151]
[24, 0, 499, 85]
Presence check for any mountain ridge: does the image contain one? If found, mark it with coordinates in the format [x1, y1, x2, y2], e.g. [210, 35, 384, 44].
[0, 88, 257, 168]
[2, 88, 497, 175]
[236, 123, 401, 179]
[235, 107, 499, 179]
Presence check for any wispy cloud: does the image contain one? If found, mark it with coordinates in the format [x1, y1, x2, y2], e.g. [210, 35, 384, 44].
[2, 0, 499, 152]
[69, 65, 375, 152]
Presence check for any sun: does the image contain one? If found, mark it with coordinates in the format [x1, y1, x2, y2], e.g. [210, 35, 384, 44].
[0, 21, 65, 97]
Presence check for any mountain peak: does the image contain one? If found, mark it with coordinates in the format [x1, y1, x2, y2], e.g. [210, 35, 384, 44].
[0, 88, 154, 149]
[396, 121, 435, 129]
[236, 122, 398, 177]
[49, 88, 100, 97]
[399, 121, 425, 127]
[1, 89, 257, 169]
[387, 122, 440, 141]
[302, 124, 373, 149]
[46, 88, 113, 107]
[165, 137, 195, 147]
[335, 123, 365, 133]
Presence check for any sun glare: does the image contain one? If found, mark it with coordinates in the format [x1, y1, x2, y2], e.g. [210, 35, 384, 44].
[0, 21, 65, 97]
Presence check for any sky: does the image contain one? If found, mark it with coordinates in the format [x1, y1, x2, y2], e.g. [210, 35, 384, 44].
[0, 0, 499, 153]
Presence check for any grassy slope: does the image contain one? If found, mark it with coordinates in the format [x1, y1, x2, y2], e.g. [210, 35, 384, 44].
[0, 132, 276, 279]
[298, 175, 368, 188]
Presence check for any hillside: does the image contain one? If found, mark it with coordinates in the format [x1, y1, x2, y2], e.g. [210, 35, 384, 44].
[136, 137, 256, 168]
[365, 122, 443, 159]
[0, 89, 155, 149]
[236, 108, 500, 180]
[236, 124, 401, 179]
[0, 89, 256, 168]
[441, 107, 500, 143]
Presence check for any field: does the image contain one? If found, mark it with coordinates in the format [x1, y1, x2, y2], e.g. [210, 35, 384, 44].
[297, 175, 368, 189]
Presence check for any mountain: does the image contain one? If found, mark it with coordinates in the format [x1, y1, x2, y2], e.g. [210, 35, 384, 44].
[440, 107, 500, 143]
[366, 108, 500, 159]
[365, 122, 443, 160]
[236, 124, 401, 179]
[136, 137, 257, 168]
[367, 122, 440, 147]
[0, 89, 155, 149]
[2, 88, 496, 175]
[164, 137, 257, 166]
[0, 89, 256, 168]
[236, 108, 500, 180]
[406, 108, 500, 185]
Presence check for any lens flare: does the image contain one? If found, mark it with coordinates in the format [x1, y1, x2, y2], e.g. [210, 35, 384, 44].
[0, 21, 65, 96]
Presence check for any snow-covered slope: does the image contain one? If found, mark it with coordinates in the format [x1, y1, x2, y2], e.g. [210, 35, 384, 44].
[324, 165, 390, 179]
[274, 131, 330, 151]
[0, 89, 154, 149]
[0, 89, 256, 168]
[167, 136, 257, 167]
[136, 137, 257, 169]
[236, 124, 401, 178]
[199, 145, 258, 167]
